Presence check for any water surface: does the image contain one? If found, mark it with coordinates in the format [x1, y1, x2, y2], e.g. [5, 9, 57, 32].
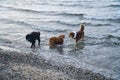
[0, 0, 120, 79]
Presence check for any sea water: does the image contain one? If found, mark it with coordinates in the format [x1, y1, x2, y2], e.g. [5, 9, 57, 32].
[0, 0, 120, 79]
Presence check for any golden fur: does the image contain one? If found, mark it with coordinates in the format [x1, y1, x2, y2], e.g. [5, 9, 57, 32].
[69, 24, 84, 43]
[48, 35, 65, 46]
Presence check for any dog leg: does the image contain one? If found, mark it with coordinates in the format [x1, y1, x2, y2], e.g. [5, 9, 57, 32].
[38, 37, 40, 45]
[31, 42, 35, 48]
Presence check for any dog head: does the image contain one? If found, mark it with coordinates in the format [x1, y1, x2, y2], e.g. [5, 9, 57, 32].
[80, 24, 84, 31]
[59, 35, 65, 39]
[26, 34, 32, 42]
[69, 32, 75, 38]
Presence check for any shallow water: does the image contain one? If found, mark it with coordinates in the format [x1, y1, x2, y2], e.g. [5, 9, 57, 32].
[0, 0, 120, 79]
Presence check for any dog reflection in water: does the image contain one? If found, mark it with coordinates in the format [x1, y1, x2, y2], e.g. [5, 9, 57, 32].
[49, 45, 64, 54]
[75, 41, 85, 50]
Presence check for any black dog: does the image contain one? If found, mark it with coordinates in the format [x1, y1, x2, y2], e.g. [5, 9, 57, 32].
[26, 32, 40, 48]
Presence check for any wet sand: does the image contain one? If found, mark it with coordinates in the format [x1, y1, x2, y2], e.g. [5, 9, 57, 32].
[0, 47, 114, 80]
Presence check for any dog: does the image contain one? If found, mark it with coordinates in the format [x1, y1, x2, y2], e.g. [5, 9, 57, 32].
[48, 34, 65, 46]
[69, 24, 84, 44]
[26, 32, 40, 48]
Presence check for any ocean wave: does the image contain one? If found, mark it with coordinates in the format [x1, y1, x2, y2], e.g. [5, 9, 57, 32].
[43, 20, 111, 27]
[81, 22, 112, 26]
[0, 5, 44, 14]
[57, 3, 82, 7]
[108, 18, 120, 23]
[102, 35, 120, 47]
[107, 4, 120, 8]
[50, 20, 80, 26]
[0, 5, 85, 18]
[43, 29, 68, 33]
[103, 35, 120, 40]
[0, 18, 38, 29]
[0, 17, 79, 28]
[112, 28, 120, 33]
[55, 12, 85, 17]
[86, 35, 120, 47]
[87, 18, 120, 23]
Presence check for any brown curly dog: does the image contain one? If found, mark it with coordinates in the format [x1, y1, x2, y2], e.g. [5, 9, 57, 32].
[48, 34, 65, 46]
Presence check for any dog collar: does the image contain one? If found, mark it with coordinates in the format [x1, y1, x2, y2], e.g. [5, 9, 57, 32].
[73, 31, 77, 39]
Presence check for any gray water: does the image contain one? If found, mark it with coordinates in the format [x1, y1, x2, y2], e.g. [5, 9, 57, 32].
[0, 0, 120, 79]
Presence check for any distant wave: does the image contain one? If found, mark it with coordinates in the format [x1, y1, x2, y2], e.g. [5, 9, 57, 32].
[108, 18, 120, 23]
[48, 20, 80, 26]
[57, 21, 112, 27]
[55, 12, 85, 18]
[88, 18, 120, 23]
[0, 18, 37, 28]
[0, 5, 85, 18]
[1, 17, 112, 28]
[107, 4, 120, 7]
[57, 3, 82, 7]
[0, 17, 78, 28]
[49, 20, 112, 27]
[45, 20, 111, 27]
[81, 22, 112, 26]
[43, 29, 68, 33]
[0, 5, 45, 14]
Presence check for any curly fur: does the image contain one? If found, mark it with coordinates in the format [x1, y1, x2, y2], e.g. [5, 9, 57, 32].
[26, 32, 40, 48]
[48, 35, 65, 46]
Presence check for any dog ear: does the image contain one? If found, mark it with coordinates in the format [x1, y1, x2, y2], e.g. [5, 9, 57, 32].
[69, 32, 74, 38]
[59, 35, 65, 39]
[62, 35, 65, 38]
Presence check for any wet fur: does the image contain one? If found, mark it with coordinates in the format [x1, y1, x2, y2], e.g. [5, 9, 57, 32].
[69, 24, 84, 44]
[48, 35, 65, 46]
[26, 32, 40, 48]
